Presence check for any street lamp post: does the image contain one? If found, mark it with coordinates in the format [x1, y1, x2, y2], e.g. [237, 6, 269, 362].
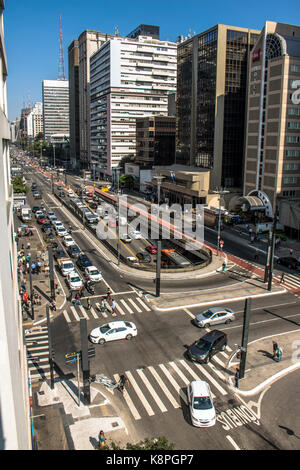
[154, 175, 165, 297]
[28, 255, 34, 320]
[213, 188, 229, 256]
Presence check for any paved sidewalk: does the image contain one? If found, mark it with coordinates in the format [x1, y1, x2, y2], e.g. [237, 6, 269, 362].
[226, 329, 300, 396]
[148, 276, 286, 311]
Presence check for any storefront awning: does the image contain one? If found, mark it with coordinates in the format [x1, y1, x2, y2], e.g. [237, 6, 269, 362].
[239, 196, 265, 210]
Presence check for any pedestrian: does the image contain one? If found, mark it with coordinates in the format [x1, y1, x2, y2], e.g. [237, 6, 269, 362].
[100, 297, 106, 312]
[275, 346, 283, 362]
[37, 260, 42, 273]
[75, 293, 81, 306]
[280, 272, 285, 284]
[106, 289, 112, 303]
[69, 289, 73, 302]
[222, 262, 226, 273]
[290, 248, 293, 256]
[234, 368, 240, 389]
[98, 430, 106, 449]
[27, 241, 31, 250]
[50, 299, 56, 311]
[118, 374, 129, 393]
[87, 297, 91, 310]
[31, 262, 36, 274]
[254, 250, 259, 261]
[272, 340, 278, 359]
[111, 299, 116, 314]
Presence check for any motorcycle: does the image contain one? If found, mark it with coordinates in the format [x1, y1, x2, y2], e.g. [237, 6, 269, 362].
[85, 281, 95, 295]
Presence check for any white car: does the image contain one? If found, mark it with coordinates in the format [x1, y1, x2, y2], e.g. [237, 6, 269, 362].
[89, 320, 137, 345]
[63, 235, 75, 247]
[66, 271, 83, 290]
[129, 230, 142, 240]
[56, 226, 68, 237]
[53, 220, 63, 228]
[85, 265, 102, 282]
[50, 216, 58, 225]
[35, 210, 44, 219]
[187, 381, 216, 428]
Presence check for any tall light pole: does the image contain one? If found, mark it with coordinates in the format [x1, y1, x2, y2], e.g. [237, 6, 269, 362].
[213, 187, 229, 256]
[154, 175, 165, 297]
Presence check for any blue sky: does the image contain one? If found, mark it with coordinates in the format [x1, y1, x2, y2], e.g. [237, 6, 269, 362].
[5, 0, 299, 121]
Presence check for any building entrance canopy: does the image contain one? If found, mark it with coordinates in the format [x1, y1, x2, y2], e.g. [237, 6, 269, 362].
[238, 195, 265, 211]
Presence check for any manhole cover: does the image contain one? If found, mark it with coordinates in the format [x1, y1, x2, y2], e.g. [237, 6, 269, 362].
[112, 422, 119, 428]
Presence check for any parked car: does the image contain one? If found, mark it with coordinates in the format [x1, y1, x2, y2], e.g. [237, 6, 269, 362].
[187, 330, 227, 364]
[63, 235, 75, 247]
[77, 254, 93, 271]
[136, 252, 151, 263]
[66, 271, 83, 290]
[67, 244, 81, 259]
[194, 307, 235, 328]
[35, 210, 44, 219]
[145, 244, 157, 254]
[47, 211, 55, 218]
[85, 265, 102, 282]
[42, 222, 52, 232]
[54, 248, 66, 260]
[187, 381, 216, 428]
[32, 206, 40, 213]
[36, 215, 47, 224]
[120, 233, 132, 243]
[276, 257, 299, 270]
[89, 320, 137, 345]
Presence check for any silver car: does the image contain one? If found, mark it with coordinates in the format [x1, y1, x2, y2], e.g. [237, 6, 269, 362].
[194, 307, 235, 328]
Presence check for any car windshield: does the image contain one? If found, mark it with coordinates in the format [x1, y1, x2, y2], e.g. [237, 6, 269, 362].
[202, 310, 213, 318]
[193, 396, 213, 410]
[71, 276, 80, 282]
[100, 324, 111, 334]
[194, 339, 211, 352]
[90, 270, 99, 275]
[64, 263, 73, 269]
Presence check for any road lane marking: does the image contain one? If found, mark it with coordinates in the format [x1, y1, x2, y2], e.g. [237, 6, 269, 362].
[63, 309, 71, 323]
[115, 301, 126, 315]
[184, 308, 195, 319]
[90, 307, 99, 319]
[120, 299, 133, 314]
[128, 298, 142, 313]
[136, 297, 151, 311]
[178, 359, 216, 398]
[136, 369, 167, 413]
[113, 373, 141, 420]
[193, 363, 227, 396]
[169, 361, 190, 385]
[159, 364, 188, 406]
[226, 435, 240, 450]
[147, 366, 179, 409]
[125, 370, 154, 416]
[79, 305, 89, 319]
[70, 306, 80, 321]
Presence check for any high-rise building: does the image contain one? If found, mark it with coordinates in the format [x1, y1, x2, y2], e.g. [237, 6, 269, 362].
[135, 115, 176, 166]
[176, 24, 260, 191]
[68, 40, 80, 169]
[243, 21, 300, 236]
[90, 35, 177, 177]
[0, 0, 30, 449]
[42, 79, 69, 142]
[26, 102, 43, 139]
[127, 24, 160, 40]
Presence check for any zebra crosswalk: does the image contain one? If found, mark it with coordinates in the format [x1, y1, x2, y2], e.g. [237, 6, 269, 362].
[62, 294, 152, 323]
[25, 326, 52, 383]
[107, 351, 231, 421]
[274, 271, 300, 293]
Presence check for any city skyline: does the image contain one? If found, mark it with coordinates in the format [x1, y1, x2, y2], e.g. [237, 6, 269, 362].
[5, 0, 299, 121]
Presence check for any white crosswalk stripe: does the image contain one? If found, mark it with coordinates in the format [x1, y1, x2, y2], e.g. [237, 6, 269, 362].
[136, 297, 151, 311]
[120, 299, 134, 314]
[63, 309, 71, 323]
[136, 369, 167, 413]
[113, 373, 141, 420]
[147, 366, 179, 409]
[129, 298, 142, 313]
[125, 370, 155, 416]
[70, 306, 80, 321]
[115, 301, 126, 315]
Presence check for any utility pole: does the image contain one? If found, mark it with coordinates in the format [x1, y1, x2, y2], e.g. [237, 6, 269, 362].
[154, 175, 165, 297]
[239, 297, 252, 379]
[28, 255, 34, 320]
[213, 188, 229, 256]
[48, 245, 55, 300]
[80, 319, 90, 405]
[46, 306, 55, 390]
[267, 209, 278, 292]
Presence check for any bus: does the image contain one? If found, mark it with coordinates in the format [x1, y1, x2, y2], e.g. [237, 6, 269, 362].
[161, 248, 191, 267]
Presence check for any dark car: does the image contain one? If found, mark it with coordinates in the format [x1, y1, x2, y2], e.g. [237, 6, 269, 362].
[59, 191, 65, 197]
[57, 185, 63, 191]
[276, 257, 299, 270]
[187, 330, 227, 364]
[67, 244, 81, 259]
[42, 223, 52, 232]
[32, 206, 40, 213]
[77, 254, 93, 271]
[136, 252, 151, 263]
[54, 248, 66, 260]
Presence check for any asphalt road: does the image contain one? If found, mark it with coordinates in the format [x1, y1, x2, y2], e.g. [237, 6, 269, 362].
[20, 157, 300, 450]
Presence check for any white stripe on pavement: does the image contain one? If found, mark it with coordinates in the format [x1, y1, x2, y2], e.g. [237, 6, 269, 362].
[169, 361, 190, 385]
[70, 306, 80, 321]
[136, 369, 167, 413]
[193, 363, 227, 396]
[128, 298, 142, 313]
[113, 373, 141, 421]
[136, 297, 151, 311]
[159, 364, 188, 406]
[79, 305, 89, 319]
[115, 302, 126, 315]
[90, 307, 98, 319]
[120, 299, 133, 314]
[63, 309, 71, 323]
[207, 361, 226, 381]
[178, 359, 216, 398]
[125, 370, 155, 416]
[95, 303, 108, 318]
[147, 366, 179, 409]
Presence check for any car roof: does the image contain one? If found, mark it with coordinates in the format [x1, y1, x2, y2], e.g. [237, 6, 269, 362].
[207, 307, 227, 314]
[190, 380, 210, 396]
[201, 330, 226, 342]
[106, 321, 130, 328]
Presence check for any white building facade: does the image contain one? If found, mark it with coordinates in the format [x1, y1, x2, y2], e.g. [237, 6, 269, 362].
[26, 102, 43, 138]
[0, 0, 31, 449]
[90, 35, 177, 177]
[42, 80, 69, 142]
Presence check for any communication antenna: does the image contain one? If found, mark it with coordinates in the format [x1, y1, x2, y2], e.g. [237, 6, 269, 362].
[58, 12, 66, 80]
[115, 25, 119, 36]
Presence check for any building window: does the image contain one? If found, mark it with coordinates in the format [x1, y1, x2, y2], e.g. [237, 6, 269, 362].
[286, 135, 300, 144]
[287, 121, 300, 129]
[283, 177, 297, 184]
[290, 64, 300, 73]
[285, 149, 300, 157]
[287, 107, 300, 116]
[283, 163, 299, 170]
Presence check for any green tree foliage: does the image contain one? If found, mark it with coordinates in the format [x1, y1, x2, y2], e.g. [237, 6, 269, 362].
[98, 436, 174, 451]
[119, 174, 135, 189]
[12, 176, 29, 194]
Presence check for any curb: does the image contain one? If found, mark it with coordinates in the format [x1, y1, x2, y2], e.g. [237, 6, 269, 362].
[148, 286, 287, 311]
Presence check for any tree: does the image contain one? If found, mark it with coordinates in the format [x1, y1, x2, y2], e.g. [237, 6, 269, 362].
[119, 154, 135, 170]
[12, 176, 29, 194]
[119, 174, 135, 189]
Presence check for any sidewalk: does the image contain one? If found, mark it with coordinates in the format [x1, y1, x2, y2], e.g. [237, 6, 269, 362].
[148, 275, 286, 311]
[227, 329, 300, 396]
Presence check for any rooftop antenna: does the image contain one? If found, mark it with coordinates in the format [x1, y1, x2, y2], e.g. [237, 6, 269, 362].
[58, 11, 65, 80]
[115, 25, 119, 36]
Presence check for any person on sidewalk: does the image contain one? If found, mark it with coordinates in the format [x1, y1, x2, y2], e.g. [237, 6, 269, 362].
[275, 346, 283, 362]
[98, 430, 106, 449]
[272, 340, 278, 359]
[50, 299, 56, 312]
